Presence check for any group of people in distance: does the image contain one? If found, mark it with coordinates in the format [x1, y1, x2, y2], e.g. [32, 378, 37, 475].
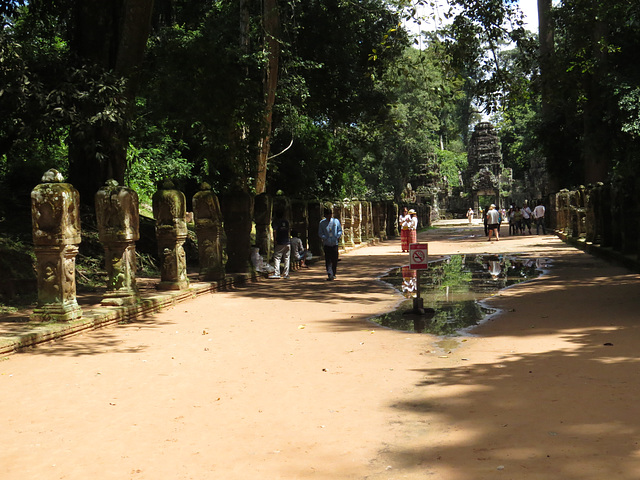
[268, 206, 345, 282]
[468, 200, 546, 242]
[506, 201, 547, 236]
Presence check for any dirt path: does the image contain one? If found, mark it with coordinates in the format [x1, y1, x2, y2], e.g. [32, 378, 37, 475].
[2, 223, 640, 480]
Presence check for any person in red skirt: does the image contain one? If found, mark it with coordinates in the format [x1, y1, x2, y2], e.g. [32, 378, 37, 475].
[399, 206, 411, 252]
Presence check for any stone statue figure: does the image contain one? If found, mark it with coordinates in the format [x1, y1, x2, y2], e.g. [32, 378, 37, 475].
[30, 169, 83, 321]
[192, 183, 225, 281]
[152, 180, 190, 290]
[95, 179, 141, 305]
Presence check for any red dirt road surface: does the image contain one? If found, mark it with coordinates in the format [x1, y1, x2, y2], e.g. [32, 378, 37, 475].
[2, 221, 640, 479]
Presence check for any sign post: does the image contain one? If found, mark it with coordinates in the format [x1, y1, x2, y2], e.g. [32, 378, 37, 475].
[409, 243, 428, 313]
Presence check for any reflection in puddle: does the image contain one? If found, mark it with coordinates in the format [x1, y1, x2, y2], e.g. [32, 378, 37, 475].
[373, 254, 551, 336]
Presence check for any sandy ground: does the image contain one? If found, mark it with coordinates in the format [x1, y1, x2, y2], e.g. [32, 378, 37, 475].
[2, 222, 640, 480]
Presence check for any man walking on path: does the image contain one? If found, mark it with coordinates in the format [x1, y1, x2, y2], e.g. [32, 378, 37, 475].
[318, 206, 342, 280]
[486, 204, 501, 241]
[533, 201, 546, 234]
[270, 210, 291, 279]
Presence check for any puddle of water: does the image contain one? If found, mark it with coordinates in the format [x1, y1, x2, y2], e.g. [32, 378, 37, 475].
[373, 254, 551, 336]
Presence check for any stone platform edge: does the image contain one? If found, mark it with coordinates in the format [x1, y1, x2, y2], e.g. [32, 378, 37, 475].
[0, 237, 383, 357]
[0, 273, 257, 356]
[555, 230, 640, 272]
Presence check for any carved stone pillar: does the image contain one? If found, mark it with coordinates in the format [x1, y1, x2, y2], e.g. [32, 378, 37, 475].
[360, 202, 369, 241]
[363, 202, 374, 240]
[219, 192, 254, 274]
[387, 203, 399, 237]
[30, 169, 83, 322]
[569, 189, 580, 238]
[152, 180, 189, 290]
[193, 183, 225, 281]
[610, 180, 624, 251]
[341, 200, 354, 247]
[307, 201, 324, 257]
[585, 185, 596, 244]
[352, 201, 362, 244]
[620, 177, 638, 254]
[600, 183, 613, 247]
[591, 182, 605, 245]
[331, 203, 345, 248]
[254, 193, 273, 263]
[95, 180, 140, 305]
[373, 201, 387, 240]
[291, 200, 309, 248]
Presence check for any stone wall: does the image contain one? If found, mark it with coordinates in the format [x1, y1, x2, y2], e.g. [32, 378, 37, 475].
[551, 179, 640, 261]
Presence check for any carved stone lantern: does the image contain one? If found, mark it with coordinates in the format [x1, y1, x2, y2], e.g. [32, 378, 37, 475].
[95, 179, 140, 305]
[352, 200, 362, 244]
[341, 199, 354, 248]
[192, 183, 225, 281]
[30, 169, 83, 321]
[152, 180, 189, 290]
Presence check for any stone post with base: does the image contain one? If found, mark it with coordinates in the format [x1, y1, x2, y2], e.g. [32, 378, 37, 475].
[152, 180, 189, 290]
[352, 201, 362, 245]
[30, 169, 83, 322]
[253, 193, 273, 264]
[192, 183, 225, 281]
[95, 179, 140, 305]
[341, 199, 354, 248]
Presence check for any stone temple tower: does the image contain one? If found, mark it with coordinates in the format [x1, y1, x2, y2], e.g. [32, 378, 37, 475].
[464, 122, 506, 209]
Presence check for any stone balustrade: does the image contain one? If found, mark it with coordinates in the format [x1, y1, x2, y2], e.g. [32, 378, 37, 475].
[29, 170, 408, 322]
[551, 179, 640, 261]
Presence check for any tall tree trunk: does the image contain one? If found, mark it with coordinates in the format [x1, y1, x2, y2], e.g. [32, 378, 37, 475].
[537, 0, 558, 190]
[255, 0, 280, 195]
[582, 12, 610, 184]
[68, 0, 154, 204]
[538, 0, 553, 122]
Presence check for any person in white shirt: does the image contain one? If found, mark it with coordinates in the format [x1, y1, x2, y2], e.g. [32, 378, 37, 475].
[533, 201, 546, 235]
[486, 204, 501, 241]
[290, 230, 309, 268]
[521, 203, 533, 235]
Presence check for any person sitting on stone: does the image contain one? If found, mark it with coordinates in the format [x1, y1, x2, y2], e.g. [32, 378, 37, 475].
[290, 229, 309, 268]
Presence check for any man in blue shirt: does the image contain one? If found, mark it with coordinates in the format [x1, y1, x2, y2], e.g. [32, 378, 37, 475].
[318, 207, 343, 281]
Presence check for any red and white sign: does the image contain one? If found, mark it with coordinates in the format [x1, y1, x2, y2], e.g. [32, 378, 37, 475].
[409, 243, 428, 269]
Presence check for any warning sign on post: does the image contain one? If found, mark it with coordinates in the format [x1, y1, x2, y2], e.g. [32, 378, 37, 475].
[409, 243, 429, 269]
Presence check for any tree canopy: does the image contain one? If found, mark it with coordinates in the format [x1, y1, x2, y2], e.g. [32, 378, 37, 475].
[2, 0, 640, 217]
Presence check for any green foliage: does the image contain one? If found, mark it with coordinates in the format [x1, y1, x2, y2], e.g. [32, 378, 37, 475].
[537, 0, 640, 185]
[439, 0, 529, 114]
[125, 135, 194, 207]
[0, 235, 35, 281]
[495, 102, 542, 180]
[616, 85, 640, 139]
[0, 3, 133, 201]
[436, 149, 467, 187]
[0, 0, 476, 207]
[138, 4, 269, 193]
[0, 7, 73, 202]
